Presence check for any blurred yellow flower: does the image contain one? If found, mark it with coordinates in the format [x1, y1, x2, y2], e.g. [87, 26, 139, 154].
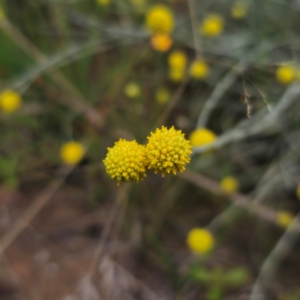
[0, 7, 4, 20]
[146, 5, 174, 34]
[150, 34, 173, 52]
[0, 90, 22, 114]
[60, 141, 85, 165]
[296, 185, 300, 200]
[146, 126, 192, 176]
[186, 228, 214, 254]
[130, 0, 145, 11]
[168, 51, 187, 70]
[189, 128, 217, 147]
[103, 139, 147, 185]
[276, 65, 295, 85]
[96, 0, 110, 6]
[200, 14, 224, 37]
[220, 176, 239, 193]
[156, 87, 170, 104]
[231, 1, 248, 19]
[276, 211, 294, 228]
[189, 60, 209, 79]
[124, 82, 141, 98]
[169, 67, 185, 82]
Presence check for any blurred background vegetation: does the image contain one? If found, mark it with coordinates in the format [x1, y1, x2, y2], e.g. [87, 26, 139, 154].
[1, 0, 300, 299]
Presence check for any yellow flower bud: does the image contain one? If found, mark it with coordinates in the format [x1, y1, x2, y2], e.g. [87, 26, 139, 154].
[60, 141, 85, 165]
[189, 60, 209, 79]
[276, 65, 295, 85]
[276, 211, 294, 228]
[200, 14, 224, 37]
[150, 34, 173, 52]
[189, 128, 217, 147]
[187, 228, 215, 254]
[146, 5, 174, 34]
[0, 90, 22, 114]
[220, 176, 239, 193]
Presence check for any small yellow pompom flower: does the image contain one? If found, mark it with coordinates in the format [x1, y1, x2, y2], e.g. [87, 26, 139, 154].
[124, 82, 141, 98]
[0, 90, 22, 114]
[231, 1, 248, 19]
[60, 141, 85, 165]
[276, 211, 294, 228]
[189, 60, 209, 79]
[296, 185, 300, 200]
[103, 139, 147, 185]
[189, 128, 217, 147]
[150, 34, 173, 52]
[156, 88, 170, 104]
[200, 14, 224, 37]
[220, 176, 239, 193]
[186, 228, 215, 254]
[146, 5, 174, 34]
[168, 51, 187, 70]
[96, 0, 110, 6]
[276, 65, 296, 85]
[169, 67, 185, 82]
[145, 126, 192, 176]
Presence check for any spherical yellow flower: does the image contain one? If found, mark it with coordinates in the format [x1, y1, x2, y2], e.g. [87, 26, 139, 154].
[189, 60, 209, 79]
[0, 7, 4, 20]
[156, 87, 170, 104]
[276, 65, 295, 85]
[103, 139, 147, 185]
[220, 176, 239, 193]
[124, 82, 141, 98]
[200, 14, 224, 37]
[0, 90, 22, 114]
[60, 141, 84, 165]
[145, 126, 192, 176]
[150, 34, 173, 52]
[189, 128, 217, 147]
[168, 51, 187, 70]
[231, 1, 248, 19]
[186, 228, 214, 254]
[146, 5, 174, 34]
[169, 67, 185, 82]
[296, 185, 300, 200]
[96, 0, 110, 6]
[276, 211, 294, 228]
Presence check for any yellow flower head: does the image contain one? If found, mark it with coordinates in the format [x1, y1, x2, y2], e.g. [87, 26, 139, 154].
[103, 139, 147, 185]
[60, 141, 84, 165]
[145, 126, 192, 176]
[276, 211, 294, 228]
[156, 87, 170, 104]
[124, 82, 141, 98]
[296, 185, 300, 200]
[231, 1, 248, 19]
[220, 176, 239, 193]
[0, 7, 4, 20]
[189, 128, 217, 147]
[276, 65, 295, 85]
[169, 67, 185, 82]
[146, 5, 174, 34]
[96, 0, 110, 6]
[0, 90, 22, 114]
[150, 34, 173, 52]
[186, 228, 214, 254]
[200, 14, 224, 37]
[189, 60, 209, 79]
[168, 51, 187, 70]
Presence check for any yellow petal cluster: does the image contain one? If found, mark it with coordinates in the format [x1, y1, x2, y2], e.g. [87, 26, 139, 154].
[231, 1, 248, 19]
[220, 176, 239, 193]
[276, 65, 295, 85]
[150, 34, 173, 52]
[0, 90, 22, 114]
[276, 211, 294, 228]
[146, 5, 174, 34]
[124, 82, 141, 98]
[186, 228, 215, 254]
[145, 126, 192, 176]
[156, 87, 170, 104]
[168, 51, 187, 70]
[189, 60, 209, 79]
[103, 139, 147, 185]
[60, 141, 85, 165]
[189, 128, 217, 147]
[200, 14, 224, 37]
